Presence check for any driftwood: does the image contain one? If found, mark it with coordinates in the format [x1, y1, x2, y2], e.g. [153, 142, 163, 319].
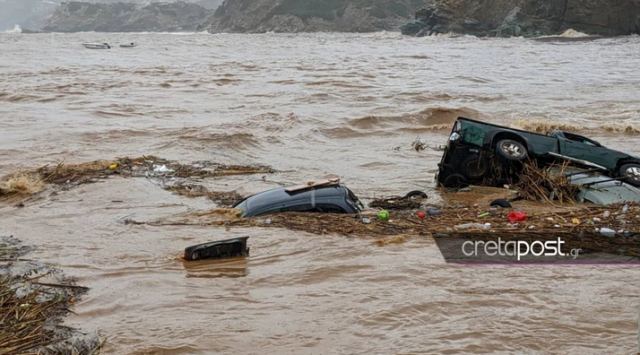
[516, 161, 579, 204]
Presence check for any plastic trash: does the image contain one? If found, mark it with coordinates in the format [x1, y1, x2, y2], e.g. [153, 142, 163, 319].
[361, 217, 371, 224]
[153, 164, 173, 173]
[377, 210, 390, 222]
[571, 218, 580, 225]
[598, 227, 616, 237]
[427, 207, 442, 216]
[477, 212, 490, 218]
[416, 211, 426, 220]
[454, 223, 491, 230]
[603, 211, 611, 218]
[108, 162, 118, 170]
[622, 204, 629, 214]
[507, 211, 527, 223]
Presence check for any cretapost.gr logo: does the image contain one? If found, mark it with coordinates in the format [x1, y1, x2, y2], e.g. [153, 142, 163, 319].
[461, 237, 581, 261]
[433, 232, 639, 264]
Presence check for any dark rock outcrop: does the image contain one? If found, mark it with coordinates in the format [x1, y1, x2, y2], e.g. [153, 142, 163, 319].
[42, 1, 211, 32]
[205, 0, 428, 33]
[401, 0, 640, 37]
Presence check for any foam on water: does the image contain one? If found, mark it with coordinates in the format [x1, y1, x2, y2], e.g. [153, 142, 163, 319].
[3, 24, 22, 33]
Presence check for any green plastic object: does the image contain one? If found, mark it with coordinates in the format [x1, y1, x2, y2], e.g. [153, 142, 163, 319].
[377, 210, 390, 221]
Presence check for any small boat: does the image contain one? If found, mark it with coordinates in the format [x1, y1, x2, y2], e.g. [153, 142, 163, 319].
[120, 42, 136, 48]
[82, 42, 111, 49]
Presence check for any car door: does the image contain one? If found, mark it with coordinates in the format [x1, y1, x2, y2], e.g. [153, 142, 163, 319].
[557, 132, 613, 169]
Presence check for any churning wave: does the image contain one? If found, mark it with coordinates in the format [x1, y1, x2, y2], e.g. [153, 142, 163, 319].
[511, 118, 640, 135]
[3, 25, 22, 34]
[319, 107, 481, 138]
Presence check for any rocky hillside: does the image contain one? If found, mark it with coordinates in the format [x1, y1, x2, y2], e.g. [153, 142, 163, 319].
[205, 0, 429, 33]
[401, 0, 640, 37]
[42, 1, 211, 32]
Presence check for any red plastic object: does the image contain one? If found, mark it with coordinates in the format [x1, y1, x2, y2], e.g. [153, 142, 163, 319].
[507, 211, 527, 223]
[416, 211, 426, 220]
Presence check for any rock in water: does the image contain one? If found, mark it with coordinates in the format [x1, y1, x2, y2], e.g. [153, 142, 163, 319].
[401, 0, 640, 37]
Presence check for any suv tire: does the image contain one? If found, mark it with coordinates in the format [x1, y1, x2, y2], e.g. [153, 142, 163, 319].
[496, 139, 528, 161]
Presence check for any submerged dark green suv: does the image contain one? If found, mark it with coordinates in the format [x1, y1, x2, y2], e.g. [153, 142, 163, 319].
[437, 117, 640, 187]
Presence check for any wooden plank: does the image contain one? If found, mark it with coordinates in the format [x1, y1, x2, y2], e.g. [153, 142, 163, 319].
[285, 176, 340, 193]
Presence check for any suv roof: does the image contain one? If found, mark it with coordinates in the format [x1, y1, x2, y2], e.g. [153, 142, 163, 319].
[233, 184, 361, 217]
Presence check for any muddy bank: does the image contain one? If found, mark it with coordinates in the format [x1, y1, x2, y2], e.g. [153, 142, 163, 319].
[0, 236, 100, 354]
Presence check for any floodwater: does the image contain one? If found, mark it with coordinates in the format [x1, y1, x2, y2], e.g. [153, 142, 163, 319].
[1, 32, 639, 353]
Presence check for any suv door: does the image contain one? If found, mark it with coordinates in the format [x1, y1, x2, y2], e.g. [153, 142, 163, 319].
[556, 132, 612, 169]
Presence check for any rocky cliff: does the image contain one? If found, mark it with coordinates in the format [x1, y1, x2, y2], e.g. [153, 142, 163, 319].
[42, 1, 211, 32]
[401, 0, 640, 37]
[205, 0, 428, 33]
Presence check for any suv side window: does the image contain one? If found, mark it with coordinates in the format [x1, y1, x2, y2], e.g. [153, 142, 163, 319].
[562, 132, 601, 147]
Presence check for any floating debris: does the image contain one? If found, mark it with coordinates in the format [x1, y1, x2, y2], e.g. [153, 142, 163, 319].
[375, 235, 407, 246]
[0, 156, 274, 203]
[183, 237, 249, 261]
[0, 236, 101, 354]
[516, 162, 579, 204]
[411, 137, 427, 152]
[369, 191, 428, 210]
[377, 210, 390, 221]
[490, 198, 512, 208]
[165, 184, 244, 207]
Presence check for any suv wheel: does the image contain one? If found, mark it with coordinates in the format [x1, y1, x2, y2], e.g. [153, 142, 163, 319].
[619, 163, 640, 186]
[461, 155, 488, 179]
[442, 173, 468, 188]
[496, 139, 528, 161]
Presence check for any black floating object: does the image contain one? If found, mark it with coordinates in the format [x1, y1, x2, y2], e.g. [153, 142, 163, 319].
[404, 190, 428, 199]
[184, 237, 249, 261]
[490, 199, 512, 208]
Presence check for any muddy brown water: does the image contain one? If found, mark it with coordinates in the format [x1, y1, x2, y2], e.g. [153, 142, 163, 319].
[1, 32, 640, 353]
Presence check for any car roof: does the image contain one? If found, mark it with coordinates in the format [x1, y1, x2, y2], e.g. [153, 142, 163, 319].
[571, 173, 640, 204]
[234, 185, 348, 212]
[457, 116, 552, 138]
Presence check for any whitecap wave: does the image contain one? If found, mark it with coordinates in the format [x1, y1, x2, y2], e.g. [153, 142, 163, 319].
[3, 25, 22, 34]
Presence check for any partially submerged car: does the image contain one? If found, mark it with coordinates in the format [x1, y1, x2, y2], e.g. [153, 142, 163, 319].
[437, 117, 640, 187]
[233, 179, 363, 217]
[570, 171, 640, 205]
